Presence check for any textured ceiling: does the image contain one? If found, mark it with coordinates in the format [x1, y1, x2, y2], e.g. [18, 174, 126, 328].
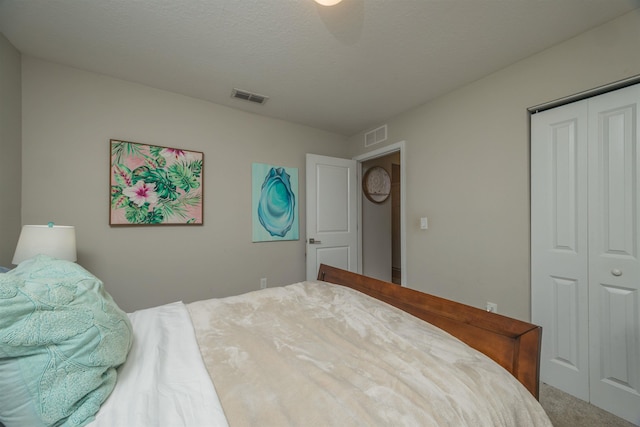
[0, 0, 638, 136]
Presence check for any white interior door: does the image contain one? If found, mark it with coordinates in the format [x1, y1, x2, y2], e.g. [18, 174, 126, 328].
[531, 100, 590, 400]
[306, 154, 358, 281]
[587, 85, 640, 424]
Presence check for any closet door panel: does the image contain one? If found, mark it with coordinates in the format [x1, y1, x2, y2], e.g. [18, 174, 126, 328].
[531, 101, 589, 400]
[588, 84, 640, 424]
[597, 285, 638, 389]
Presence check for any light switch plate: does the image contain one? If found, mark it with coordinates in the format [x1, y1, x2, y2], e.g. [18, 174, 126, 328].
[420, 217, 428, 229]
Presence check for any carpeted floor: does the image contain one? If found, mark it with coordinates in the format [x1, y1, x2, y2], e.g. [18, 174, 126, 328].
[539, 383, 638, 427]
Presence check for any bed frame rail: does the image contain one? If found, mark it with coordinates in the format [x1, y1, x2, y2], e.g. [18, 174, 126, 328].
[317, 264, 542, 399]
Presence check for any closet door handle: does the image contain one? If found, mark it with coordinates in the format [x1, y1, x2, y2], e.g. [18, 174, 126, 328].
[611, 269, 622, 277]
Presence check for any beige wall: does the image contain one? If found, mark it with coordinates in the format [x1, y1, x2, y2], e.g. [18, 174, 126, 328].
[348, 10, 640, 321]
[14, 10, 640, 317]
[0, 33, 21, 267]
[21, 57, 348, 311]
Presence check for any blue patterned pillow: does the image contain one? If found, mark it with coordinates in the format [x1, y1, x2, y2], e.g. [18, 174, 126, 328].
[0, 256, 132, 427]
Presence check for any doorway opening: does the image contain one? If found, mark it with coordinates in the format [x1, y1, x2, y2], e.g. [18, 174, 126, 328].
[354, 141, 406, 286]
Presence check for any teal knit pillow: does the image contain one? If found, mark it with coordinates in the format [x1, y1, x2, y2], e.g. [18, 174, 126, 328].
[0, 256, 132, 427]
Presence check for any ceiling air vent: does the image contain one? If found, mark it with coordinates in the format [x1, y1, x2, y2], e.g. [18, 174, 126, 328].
[231, 88, 269, 105]
[364, 124, 387, 147]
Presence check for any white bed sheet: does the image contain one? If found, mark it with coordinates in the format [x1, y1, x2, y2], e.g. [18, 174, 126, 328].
[88, 301, 228, 427]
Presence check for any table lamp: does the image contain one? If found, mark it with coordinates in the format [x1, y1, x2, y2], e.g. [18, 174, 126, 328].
[12, 223, 77, 265]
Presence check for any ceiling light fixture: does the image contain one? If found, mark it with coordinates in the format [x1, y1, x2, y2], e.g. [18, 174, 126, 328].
[314, 0, 343, 6]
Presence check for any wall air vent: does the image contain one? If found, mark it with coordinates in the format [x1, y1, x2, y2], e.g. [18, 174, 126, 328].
[364, 124, 387, 147]
[231, 88, 269, 105]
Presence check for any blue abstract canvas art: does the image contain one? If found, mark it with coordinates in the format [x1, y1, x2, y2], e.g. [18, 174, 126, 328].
[252, 163, 299, 242]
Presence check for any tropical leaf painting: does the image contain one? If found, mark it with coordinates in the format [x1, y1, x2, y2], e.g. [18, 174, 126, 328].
[110, 139, 204, 225]
[252, 163, 299, 242]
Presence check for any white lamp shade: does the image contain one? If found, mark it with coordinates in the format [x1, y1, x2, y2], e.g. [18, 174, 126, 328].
[12, 225, 77, 264]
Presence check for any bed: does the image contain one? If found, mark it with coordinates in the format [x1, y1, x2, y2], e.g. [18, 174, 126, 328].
[0, 257, 551, 427]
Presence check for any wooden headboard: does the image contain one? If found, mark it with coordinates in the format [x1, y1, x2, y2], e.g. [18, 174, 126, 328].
[317, 264, 542, 399]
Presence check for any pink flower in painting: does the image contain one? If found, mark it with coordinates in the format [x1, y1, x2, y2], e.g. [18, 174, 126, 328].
[123, 181, 158, 207]
[162, 148, 186, 160]
[160, 148, 189, 167]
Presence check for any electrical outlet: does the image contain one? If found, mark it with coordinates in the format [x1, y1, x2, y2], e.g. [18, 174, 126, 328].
[260, 278, 267, 289]
[486, 302, 497, 313]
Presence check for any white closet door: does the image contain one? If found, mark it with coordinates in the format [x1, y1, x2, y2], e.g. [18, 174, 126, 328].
[531, 101, 590, 400]
[587, 85, 640, 424]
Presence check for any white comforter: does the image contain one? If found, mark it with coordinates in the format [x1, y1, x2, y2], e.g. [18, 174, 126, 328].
[89, 302, 228, 427]
[188, 281, 552, 427]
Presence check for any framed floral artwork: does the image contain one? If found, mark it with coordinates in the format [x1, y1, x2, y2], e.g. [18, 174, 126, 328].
[110, 139, 204, 225]
[252, 163, 299, 242]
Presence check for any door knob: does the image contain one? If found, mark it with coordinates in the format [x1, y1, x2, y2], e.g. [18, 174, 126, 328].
[611, 269, 622, 277]
[309, 238, 322, 244]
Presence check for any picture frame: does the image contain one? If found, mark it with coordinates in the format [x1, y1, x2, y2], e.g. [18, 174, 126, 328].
[109, 139, 204, 226]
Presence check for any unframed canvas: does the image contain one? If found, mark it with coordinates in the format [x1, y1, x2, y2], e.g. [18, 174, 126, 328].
[252, 163, 299, 242]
